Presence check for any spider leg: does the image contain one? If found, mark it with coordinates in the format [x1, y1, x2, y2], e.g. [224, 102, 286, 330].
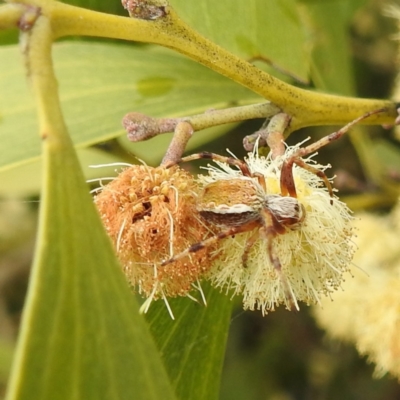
[280, 108, 385, 203]
[280, 159, 297, 198]
[291, 108, 386, 160]
[161, 221, 259, 266]
[165, 152, 253, 177]
[294, 157, 334, 203]
[260, 209, 298, 311]
[242, 229, 261, 267]
[280, 155, 333, 204]
[253, 172, 267, 191]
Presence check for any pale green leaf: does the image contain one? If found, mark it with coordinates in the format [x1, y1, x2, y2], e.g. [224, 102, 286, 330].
[0, 43, 259, 172]
[5, 136, 177, 400]
[145, 284, 233, 400]
[0, 339, 13, 385]
[299, 0, 369, 94]
[0, 147, 136, 196]
[169, 0, 309, 81]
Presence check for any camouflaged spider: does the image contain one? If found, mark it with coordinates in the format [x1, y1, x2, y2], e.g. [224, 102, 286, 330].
[162, 109, 385, 307]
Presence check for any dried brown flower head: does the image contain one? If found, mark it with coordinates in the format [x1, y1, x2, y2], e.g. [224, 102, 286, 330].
[94, 164, 216, 309]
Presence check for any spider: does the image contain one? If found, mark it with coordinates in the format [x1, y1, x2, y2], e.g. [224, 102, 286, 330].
[161, 108, 386, 308]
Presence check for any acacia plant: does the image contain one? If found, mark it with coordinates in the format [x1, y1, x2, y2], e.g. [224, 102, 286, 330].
[1, 0, 400, 399]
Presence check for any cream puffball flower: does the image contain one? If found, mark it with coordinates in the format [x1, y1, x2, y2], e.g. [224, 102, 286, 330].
[314, 208, 400, 380]
[199, 145, 355, 314]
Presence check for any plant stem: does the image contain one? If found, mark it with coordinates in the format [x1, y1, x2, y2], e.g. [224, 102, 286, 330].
[19, 8, 68, 145]
[123, 102, 281, 141]
[8, 0, 399, 131]
[6, 9, 77, 400]
[0, 3, 25, 30]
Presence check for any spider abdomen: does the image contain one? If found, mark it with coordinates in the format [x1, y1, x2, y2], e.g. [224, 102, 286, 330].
[197, 178, 264, 228]
[199, 179, 263, 208]
[199, 209, 260, 228]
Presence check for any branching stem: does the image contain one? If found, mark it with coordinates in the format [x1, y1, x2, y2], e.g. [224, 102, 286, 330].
[123, 102, 281, 142]
[20, 7, 69, 145]
[0, 3, 25, 29]
[6, 0, 399, 132]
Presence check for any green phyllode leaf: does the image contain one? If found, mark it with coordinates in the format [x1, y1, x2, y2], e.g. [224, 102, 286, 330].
[5, 134, 178, 400]
[299, 0, 369, 94]
[145, 285, 233, 400]
[0, 43, 259, 173]
[169, 0, 309, 81]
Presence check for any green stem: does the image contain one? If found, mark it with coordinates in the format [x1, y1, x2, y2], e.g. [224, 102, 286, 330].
[0, 3, 25, 29]
[9, 0, 399, 131]
[6, 9, 77, 400]
[123, 102, 281, 142]
[22, 13, 69, 145]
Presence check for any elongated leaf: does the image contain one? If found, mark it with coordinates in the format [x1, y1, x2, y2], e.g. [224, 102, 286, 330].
[5, 133, 177, 400]
[145, 285, 233, 400]
[299, 0, 369, 94]
[169, 0, 309, 81]
[0, 147, 133, 196]
[0, 43, 259, 172]
[0, 339, 13, 384]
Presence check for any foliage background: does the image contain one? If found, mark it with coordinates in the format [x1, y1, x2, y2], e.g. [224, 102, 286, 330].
[1, 0, 400, 399]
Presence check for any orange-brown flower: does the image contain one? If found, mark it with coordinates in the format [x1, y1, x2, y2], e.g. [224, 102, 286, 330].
[94, 164, 216, 311]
